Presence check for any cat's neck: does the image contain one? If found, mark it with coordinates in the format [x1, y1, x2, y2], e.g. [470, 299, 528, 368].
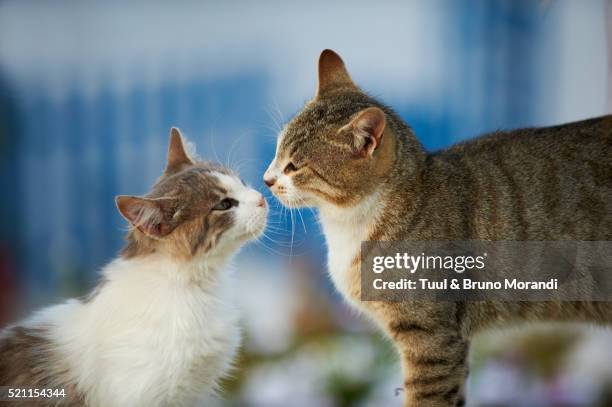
[318, 188, 384, 231]
[318, 188, 390, 258]
[101, 251, 234, 292]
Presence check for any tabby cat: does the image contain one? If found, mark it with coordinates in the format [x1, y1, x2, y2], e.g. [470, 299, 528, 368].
[264, 49, 612, 406]
[0, 128, 267, 406]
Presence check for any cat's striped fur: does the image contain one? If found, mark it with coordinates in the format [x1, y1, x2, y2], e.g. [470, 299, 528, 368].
[264, 50, 612, 406]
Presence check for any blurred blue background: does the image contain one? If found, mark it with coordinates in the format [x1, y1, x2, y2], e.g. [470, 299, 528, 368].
[1, 1, 611, 406]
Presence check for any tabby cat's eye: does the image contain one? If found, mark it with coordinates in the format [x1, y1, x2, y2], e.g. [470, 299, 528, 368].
[283, 162, 298, 175]
[213, 198, 238, 211]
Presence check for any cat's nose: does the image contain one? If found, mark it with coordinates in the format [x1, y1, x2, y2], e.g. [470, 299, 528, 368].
[257, 196, 266, 207]
[263, 174, 276, 187]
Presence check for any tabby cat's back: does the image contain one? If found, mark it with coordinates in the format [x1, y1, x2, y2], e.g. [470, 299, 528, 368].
[420, 115, 612, 241]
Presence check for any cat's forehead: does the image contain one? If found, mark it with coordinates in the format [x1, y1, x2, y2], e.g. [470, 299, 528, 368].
[212, 171, 245, 191]
[193, 161, 235, 176]
[152, 161, 238, 198]
[277, 104, 334, 157]
[278, 92, 376, 158]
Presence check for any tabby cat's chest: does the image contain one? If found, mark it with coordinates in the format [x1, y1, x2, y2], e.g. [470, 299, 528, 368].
[324, 222, 360, 297]
[319, 192, 385, 310]
[320, 214, 378, 309]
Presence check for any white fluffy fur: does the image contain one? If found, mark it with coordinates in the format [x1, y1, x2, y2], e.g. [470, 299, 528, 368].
[26, 254, 239, 407]
[318, 190, 383, 310]
[18, 171, 267, 407]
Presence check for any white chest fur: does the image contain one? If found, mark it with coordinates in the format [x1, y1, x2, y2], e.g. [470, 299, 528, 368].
[29, 255, 240, 407]
[320, 216, 365, 304]
[319, 192, 381, 308]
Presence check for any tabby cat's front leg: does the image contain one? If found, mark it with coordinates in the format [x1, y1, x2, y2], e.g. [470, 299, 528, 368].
[389, 321, 469, 407]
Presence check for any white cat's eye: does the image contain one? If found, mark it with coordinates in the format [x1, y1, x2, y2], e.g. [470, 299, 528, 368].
[213, 198, 238, 211]
[283, 162, 298, 175]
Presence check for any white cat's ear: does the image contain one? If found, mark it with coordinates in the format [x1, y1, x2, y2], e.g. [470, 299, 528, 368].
[348, 107, 386, 158]
[165, 127, 194, 175]
[116, 195, 178, 238]
[316, 49, 357, 98]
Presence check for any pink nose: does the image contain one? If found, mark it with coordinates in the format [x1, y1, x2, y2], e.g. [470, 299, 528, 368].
[257, 196, 266, 207]
[264, 176, 276, 187]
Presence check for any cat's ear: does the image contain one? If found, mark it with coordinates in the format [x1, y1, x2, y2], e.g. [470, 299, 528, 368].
[165, 127, 194, 175]
[348, 107, 386, 158]
[116, 195, 178, 239]
[316, 49, 357, 98]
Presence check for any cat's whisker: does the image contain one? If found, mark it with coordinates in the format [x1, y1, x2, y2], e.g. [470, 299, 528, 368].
[265, 228, 285, 234]
[259, 232, 300, 248]
[271, 98, 286, 128]
[207, 129, 223, 166]
[253, 237, 296, 257]
[263, 108, 282, 134]
[264, 205, 283, 213]
[264, 100, 286, 134]
[230, 157, 259, 176]
[288, 206, 296, 261]
[263, 223, 287, 231]
[292, 194, 309, 234]
[262, 106, 279, 131]
[252, 118, 284, 141]
[295, 205, 307, 234]
[260, 130, 282, 140]
[262, 227, 288, 237]
[225, 130, 251, 170]
[258, 227, 307, 253]
[295, 192, 317, 217]
[264, 218, 284, 225]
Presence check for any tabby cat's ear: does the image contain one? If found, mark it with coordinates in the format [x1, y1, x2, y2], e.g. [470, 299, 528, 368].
[316, 49, 357, 98]
[165, 127, 194, 175]
[116, 195, 178, 239]
[348, 107, 386, 158]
